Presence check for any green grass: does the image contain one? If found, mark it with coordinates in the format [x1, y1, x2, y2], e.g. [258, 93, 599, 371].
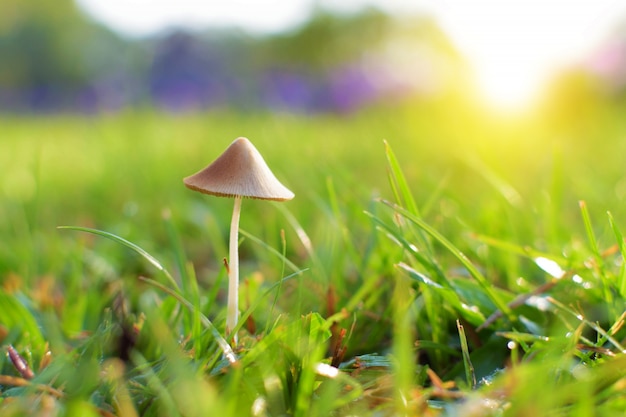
[1, 101, 626, 415]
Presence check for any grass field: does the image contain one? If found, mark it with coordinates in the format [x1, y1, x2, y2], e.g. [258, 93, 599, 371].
[1, 100, 626, 415]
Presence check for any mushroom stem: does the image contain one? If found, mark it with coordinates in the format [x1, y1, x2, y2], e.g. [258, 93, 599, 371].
[226, 195, 242, 341]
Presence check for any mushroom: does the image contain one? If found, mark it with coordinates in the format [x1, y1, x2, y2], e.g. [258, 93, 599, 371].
[184, 137, 294, 342]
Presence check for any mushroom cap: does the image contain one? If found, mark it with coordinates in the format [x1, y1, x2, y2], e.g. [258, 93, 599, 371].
[183, 137, 295, 201]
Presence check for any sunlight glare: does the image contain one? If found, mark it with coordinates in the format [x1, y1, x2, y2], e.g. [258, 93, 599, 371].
[472, 52, 547, 111]
[76, 0, 625, 111]
[428, 1, 622, 111]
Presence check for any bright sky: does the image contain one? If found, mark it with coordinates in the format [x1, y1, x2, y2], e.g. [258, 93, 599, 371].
[77, 0, 626, 110]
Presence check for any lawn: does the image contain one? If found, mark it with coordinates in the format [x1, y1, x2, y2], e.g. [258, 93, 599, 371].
[1, 100, 625, 415]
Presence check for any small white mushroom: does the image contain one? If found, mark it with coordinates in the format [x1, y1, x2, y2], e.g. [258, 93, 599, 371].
[184, 137, 294, 342]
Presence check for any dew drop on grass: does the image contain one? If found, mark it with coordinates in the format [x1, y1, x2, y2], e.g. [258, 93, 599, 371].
[315, 363, 339, 378]
[461, 303, 480, 313]
[534, 257, 565, 279]
[572, 274, 593, 289]
[571, 363, 590, 380]
[526, 295, 551, 311]
[251, 396, 267, 416]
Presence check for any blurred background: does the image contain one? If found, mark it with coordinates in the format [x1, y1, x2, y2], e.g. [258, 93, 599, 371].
[5, 0, 626, 285]
[4, 0, 626, 115]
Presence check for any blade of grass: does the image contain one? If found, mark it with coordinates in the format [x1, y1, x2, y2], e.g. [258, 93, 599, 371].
[398, 262, 485, 325]
[239, 227, 305, 335]
[275, 203, 325, 319]
[607, 310, 625, 338]
[184, 261, 203, 359]
[138, 276, 237, 364]
[268, 229, 288, 333]
[579, 201, 601, 261]
[579, 202, 614, 315]
[496, 331, 551, 344]
[384, 140, 433, 257]
[130, 351, 178, 414]
[58, 226, 180, 291]
[477, 278, 558, 331]
[163, 211, 204, 346]
[607, 211, 626, 297]
[313, 362, 364, 413]
[294, 314, 333, 417]
[364, 210, 447, 285]
[239, 229, 300, 273]
[457, 320, 476, 389]
[472, 233, 558, 260]
[384, 139, 419, 216]
[546, 296, 626, 354]
[421, 171, 451, 218]
[0, 292, 46, 348]
[236, 268, 308, 337]
[391, 267, 415, 414]
[463, 153, 522, 207]
[380, 199, 515, 322]
[325, 176, 362, 295]
[59, 225, 235, 362]
[162, 209, 190, 293]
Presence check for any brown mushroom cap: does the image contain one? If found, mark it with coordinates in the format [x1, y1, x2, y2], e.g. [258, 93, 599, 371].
[183, 137, 295, 201]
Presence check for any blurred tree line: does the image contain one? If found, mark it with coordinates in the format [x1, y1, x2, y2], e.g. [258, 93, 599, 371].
[0, 0, 464, 112]
[0, 0, 133, 110]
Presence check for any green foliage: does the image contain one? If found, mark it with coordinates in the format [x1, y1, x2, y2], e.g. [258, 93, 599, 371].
[0, 0, 126, 87]
[259, 9, 394, 69]
[1, 105, 626, 414]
